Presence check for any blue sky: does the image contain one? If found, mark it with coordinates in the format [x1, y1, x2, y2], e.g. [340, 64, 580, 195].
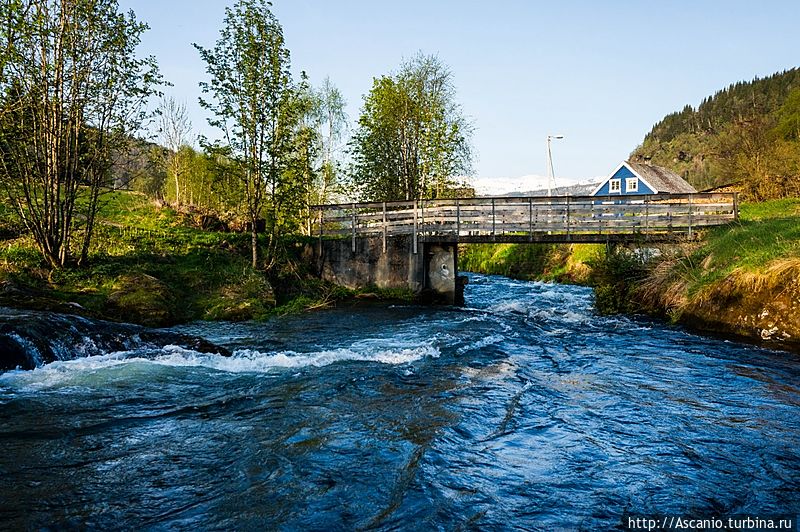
[120, 0, 799, 192]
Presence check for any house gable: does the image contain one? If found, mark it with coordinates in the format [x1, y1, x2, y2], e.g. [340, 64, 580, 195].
[591, 162, 657, 196]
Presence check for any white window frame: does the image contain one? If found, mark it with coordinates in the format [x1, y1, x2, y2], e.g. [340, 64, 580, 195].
[609, 179, 621, 193]
[626, 177, 639, 192]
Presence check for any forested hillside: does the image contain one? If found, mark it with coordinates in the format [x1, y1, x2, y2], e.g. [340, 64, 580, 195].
[632, 68, 800, 199]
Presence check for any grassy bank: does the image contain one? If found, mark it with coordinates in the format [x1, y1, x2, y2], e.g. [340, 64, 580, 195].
[458, 242, 601, 285]
[593, 198, 800, 350]
[458, 199, 800, 351]
[0, 191, 406, 326]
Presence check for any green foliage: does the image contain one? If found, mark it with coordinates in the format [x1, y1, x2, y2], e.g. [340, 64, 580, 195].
[459, 243, 601, 284]
[775, 88, 800, 141]
[0, 190, 275, 324]
[642, 69, 800, 145]
[1, 189, 417, 324]
[350, 53, 473, 201]
[195, 0, 310, 268]
[714, 114, 800, 200]
[588, 246, 650, 314]
[202, 270, 275, 321]
[0, 0, 162, 267]
[156, 97, 194, 206]
[633, 68, 800, 198]
[118, 139, 168, 198]
[589, 198, 800, 316]
[139, 79, 349, 242]
[459, 244, 554, 279]
[306, 77, 349, 207]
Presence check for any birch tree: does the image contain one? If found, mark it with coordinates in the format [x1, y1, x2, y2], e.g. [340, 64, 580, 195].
[157, 96, 193, 206]
[350, 53, 472, 202]
[195, 0, 295, 269]
[312, 77, 347, 205]
[0, 0, 160, 267]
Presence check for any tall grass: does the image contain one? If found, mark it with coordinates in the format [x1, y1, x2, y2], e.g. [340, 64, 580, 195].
[592, 197, 800, 326]
[678, 198, 800, 294]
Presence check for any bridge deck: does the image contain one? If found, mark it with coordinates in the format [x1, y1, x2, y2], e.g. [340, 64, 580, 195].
[312, 193, 738, 251]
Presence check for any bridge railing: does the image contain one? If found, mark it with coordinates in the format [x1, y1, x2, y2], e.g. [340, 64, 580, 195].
[311, 193, 738, 251]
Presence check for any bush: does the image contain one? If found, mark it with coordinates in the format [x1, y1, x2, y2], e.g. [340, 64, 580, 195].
[588, 245, 650, 314]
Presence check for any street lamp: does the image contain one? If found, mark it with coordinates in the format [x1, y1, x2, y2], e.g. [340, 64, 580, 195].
[546, 134, 564, 197]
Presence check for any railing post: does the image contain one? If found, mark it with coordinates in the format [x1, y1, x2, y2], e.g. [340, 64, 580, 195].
[413, 199, 418, 255]
[733, 192, 739, 221]
[456, 199, 461, 238]
[351, 203, 357, 253]
[668, 201, 673, 233]
[644, 195, 649, 235]
[688, 195, 693, 238]
[491, 198, 496, 240]
[566, 195, 571, 239]
[382, 201, 387, 253]
[528, 197, 533, 241]
[597, 197, 606, 235]
[421, 198, 425, 237]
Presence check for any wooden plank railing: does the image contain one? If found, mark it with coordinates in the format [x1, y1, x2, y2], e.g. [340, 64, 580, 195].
[312, 193, 738, 251]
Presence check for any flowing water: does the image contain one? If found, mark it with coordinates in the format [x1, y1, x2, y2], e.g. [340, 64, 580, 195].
[1, 274, 799, 530]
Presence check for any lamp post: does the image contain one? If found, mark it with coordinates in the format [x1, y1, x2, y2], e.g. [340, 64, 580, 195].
[546, 134, 564, 196]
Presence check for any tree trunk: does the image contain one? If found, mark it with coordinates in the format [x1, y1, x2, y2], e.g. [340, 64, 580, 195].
[174, 171, 181, 206]
[251, 216, 258, 269]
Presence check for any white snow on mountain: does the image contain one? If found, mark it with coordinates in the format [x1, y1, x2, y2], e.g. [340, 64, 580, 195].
[470, 175, 601, 196]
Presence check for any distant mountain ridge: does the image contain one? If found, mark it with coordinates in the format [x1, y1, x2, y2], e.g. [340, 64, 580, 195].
[475, 181, 597, 198]
[498, 182, 598, 197]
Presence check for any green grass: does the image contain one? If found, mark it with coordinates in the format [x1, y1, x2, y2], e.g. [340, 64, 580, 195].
[0, 189, 352, 325]
[459, 243, 556, 279]
[738, 197, 800, 221]
[588, 197, 800, 318]
[681, 198, 800, 292]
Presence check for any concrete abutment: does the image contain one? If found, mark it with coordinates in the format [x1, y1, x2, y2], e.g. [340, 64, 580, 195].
[305, 236, 463, 305]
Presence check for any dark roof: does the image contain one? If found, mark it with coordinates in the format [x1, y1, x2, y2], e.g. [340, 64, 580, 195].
[626, 161, 696, 194]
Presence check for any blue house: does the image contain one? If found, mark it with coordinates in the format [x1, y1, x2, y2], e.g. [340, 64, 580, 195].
[591, 160, 696, 196]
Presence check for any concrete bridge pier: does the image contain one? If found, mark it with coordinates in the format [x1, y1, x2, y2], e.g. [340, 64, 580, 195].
[307, 236, 463, 305]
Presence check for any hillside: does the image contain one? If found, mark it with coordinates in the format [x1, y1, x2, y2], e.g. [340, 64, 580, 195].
[632, 68, 800, 197]
[0, 191, 397, 326]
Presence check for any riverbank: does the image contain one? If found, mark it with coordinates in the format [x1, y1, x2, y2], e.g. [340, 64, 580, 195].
[5, 190, 798, 350]
[460, 198, 800, 352]
[0, 191, 410, 327]
[595, 198, 800, 352]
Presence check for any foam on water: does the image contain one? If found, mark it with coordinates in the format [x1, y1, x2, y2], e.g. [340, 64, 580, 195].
[487, 300, 530, 316]
[0, 351, 147, 392]
[0, 341, 440, 391]
[457, 334, 506, 355]
[227, 344, 438, 369]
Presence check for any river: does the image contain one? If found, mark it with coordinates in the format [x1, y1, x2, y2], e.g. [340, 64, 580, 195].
[1, 274, 799, 530]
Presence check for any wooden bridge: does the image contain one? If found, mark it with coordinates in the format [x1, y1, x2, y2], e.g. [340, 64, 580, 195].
[312, 193, 738, 252]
